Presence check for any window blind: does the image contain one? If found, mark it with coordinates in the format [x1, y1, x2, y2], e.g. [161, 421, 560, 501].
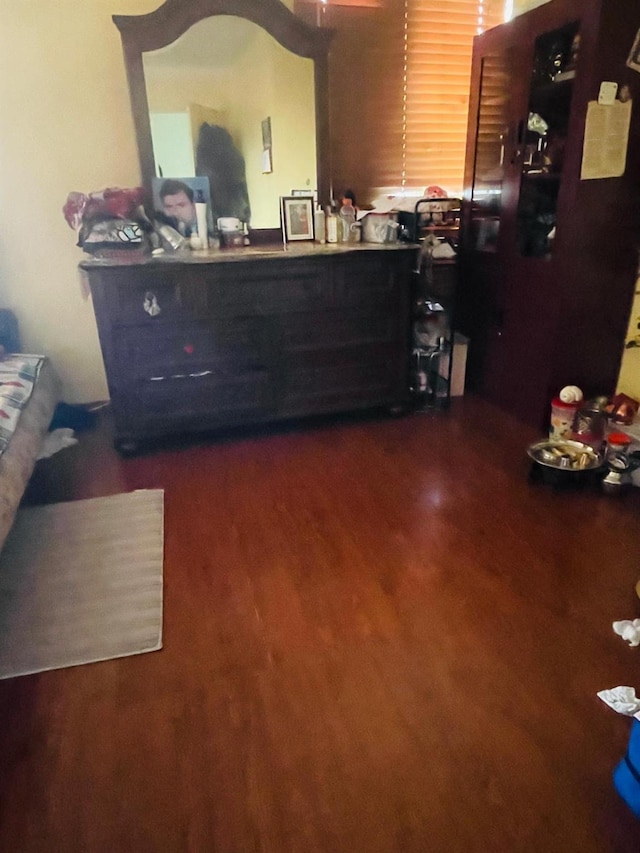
[402, 1, 504, 195]
[295, 1, 505, 203]
[323, 4, 406, 202]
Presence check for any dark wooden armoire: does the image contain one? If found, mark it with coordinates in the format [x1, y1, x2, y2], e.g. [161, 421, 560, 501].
[458, 0, 640, 430]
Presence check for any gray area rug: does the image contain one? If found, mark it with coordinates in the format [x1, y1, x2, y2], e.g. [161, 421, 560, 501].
[0, 490, 164, 679]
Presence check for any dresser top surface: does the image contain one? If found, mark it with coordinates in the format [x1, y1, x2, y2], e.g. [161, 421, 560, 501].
[79, 241, 419, 271]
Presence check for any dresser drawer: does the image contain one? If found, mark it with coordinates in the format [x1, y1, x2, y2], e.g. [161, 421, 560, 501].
[188, 259, 332, 316]
[332, 253, 409, 307]
[121, 370, 274, 422]
[117, 318, 269, 380]
[279, 343, 401, 414]
[280, 308, 399, 351]
[92, 268, 187, 326]
[93, 259, 333, 326]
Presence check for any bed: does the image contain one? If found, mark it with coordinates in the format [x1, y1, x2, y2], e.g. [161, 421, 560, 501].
[0, 352, 60, 554]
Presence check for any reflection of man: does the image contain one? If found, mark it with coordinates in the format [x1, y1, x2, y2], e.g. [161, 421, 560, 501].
[159, 179, 196, 235]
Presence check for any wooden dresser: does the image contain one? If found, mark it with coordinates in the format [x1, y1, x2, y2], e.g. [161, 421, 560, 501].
[81, 243, 417, 451]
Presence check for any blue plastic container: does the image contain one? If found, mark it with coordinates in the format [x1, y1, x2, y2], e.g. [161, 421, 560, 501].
[614, 719, 640, 817]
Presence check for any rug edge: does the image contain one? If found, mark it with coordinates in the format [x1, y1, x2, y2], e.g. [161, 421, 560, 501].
[0, 638, 164, 681]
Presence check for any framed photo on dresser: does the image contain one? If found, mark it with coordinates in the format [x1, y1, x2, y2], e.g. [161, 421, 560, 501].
[281, 196, 314, 242]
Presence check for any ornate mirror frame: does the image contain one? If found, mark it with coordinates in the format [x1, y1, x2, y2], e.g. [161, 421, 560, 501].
[114, 0, 334, 215]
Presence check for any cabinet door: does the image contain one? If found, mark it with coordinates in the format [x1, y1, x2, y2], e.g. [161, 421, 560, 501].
[462, 6, 586, 425]
[467, 48, 516, 255]
[460, 32, 529, 404]
[513, 21, 580, 259]
[497, 18, 581, 424]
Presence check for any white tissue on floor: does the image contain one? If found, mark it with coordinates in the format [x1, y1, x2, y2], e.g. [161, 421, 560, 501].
[613, 620, 640, 646]
[597, 686, 640, 719]
[37, 428, 78, 460]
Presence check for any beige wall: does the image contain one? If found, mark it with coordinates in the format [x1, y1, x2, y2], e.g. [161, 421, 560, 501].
[0, 0, 159, 402]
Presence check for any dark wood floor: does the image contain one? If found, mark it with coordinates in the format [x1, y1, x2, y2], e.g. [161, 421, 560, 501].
[1, 397, 640, 852]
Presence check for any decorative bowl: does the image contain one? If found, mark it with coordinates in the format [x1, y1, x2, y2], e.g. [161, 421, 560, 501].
[527, 438, 604, 471]
[527, 438, 607, 488]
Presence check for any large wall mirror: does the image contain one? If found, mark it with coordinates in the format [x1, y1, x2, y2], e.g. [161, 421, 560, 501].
[114, 0, 333, 231]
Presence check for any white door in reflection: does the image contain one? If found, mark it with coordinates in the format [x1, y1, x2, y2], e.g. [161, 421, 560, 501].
[149, 113, 195, 177]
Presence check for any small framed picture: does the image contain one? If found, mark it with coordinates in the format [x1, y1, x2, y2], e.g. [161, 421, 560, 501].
[281, 196, 314, 242]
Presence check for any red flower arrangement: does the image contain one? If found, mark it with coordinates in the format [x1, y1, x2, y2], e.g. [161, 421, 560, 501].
[63, 187, 149, 256]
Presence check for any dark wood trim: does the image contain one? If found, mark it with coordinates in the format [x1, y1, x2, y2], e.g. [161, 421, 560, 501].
[314, 50, 332, 206]
[113, 0, 333, 57]
[121, 42, 156, 202]
[113, 0, 334, 207]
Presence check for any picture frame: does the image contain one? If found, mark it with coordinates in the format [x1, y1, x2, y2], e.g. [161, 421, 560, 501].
[281, 196, 314, 242]
[261, 117, 272, 150]
[151, 176, 212, 234]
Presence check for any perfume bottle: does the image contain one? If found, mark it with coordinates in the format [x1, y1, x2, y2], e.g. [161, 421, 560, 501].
[326, 207, 338, 243]
[314, 206, 326, 243]
[339, 201, 356, 243]
[194, 189, 209, 249]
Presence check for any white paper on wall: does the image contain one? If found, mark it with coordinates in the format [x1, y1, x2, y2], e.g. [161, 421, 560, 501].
[581, 99, 632, 180]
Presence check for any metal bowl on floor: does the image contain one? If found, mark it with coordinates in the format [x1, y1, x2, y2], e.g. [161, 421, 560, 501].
[527, 438, 605, 487]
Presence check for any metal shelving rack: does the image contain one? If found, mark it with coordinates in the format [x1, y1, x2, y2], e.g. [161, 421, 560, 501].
[407, 199, 459, 412]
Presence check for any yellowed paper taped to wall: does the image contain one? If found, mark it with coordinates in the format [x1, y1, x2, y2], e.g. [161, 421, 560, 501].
[581, 99, 632, 180]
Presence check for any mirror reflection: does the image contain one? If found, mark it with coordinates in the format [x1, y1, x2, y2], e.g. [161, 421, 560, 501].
[142, 15, 318, 229]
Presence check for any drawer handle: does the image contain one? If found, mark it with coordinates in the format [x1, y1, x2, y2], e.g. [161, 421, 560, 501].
[143, 291, 161, 317]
